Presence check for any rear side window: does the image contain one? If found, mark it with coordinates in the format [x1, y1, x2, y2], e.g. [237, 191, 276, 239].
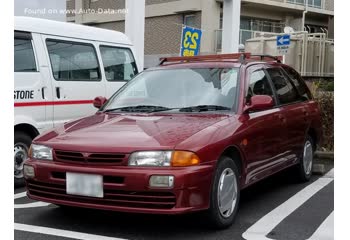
[14, 38, 37, 72]
[46, 39, 101, 81]
[266, 68, 299, 105]
[283, 66, 312, 100]
[100, 46, 138, 81]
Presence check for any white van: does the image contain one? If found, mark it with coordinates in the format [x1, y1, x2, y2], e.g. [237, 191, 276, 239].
[14, 16, 139, 186]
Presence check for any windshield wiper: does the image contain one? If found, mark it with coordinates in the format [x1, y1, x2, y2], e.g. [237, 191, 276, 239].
[179, 105, 231, 112]
[104, 105, 174, 113]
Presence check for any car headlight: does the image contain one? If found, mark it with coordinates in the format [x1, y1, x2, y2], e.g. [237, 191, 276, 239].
[29, 144, 53, 161]
[128, 151, 200, 167]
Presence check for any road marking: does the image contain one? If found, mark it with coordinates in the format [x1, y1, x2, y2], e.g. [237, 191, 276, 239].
[242, 169, 334, 240]
[307, 211, 334, 240]
[14, 191, 27, 199]
[15, 223, 128, 240]
[14, 191, 51, 208]
[15, 202, 50, 208]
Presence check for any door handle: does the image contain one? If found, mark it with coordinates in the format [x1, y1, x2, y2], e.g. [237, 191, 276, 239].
[41, 87, 45, 99]
[302, 108, 309, 116]
[56, 87, 61, 99]
[277, 114, 286, 123]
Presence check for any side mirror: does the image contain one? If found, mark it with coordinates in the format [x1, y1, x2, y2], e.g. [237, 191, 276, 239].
[244, 95, 274, 113]
[93, 96, 107, 109]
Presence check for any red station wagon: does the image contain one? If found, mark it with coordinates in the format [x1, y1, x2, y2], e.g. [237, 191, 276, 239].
[24, 53, 322, 229]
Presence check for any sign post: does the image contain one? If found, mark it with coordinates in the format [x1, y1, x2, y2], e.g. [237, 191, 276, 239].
[180, 26, 202, 56]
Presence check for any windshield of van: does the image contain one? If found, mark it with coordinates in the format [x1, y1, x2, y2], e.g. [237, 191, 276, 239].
[103, 68, 239, 113]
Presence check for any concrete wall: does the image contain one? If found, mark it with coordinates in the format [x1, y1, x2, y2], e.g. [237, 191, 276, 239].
[90, 20, 125, 32]
[146, 0, 179, 5]
[325, 0, 334, 11]
[83, 0, 125, 10]
[66, 0, 75, 17]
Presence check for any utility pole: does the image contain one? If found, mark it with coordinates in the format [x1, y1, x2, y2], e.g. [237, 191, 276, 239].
[222, 0, 241, 53]
[125, 0, 145, 70]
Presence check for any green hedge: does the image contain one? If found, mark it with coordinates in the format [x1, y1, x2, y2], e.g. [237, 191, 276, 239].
[310, 82, 334, 151]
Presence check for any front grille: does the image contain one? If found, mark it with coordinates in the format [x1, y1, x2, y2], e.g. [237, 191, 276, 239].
[54, 150, 125, 165]
[27, 180, 176, 209]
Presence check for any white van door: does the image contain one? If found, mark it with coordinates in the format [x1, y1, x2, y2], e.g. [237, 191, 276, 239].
[97, 44, 138, 98]
[14, 31, 49, 130]
[42, 35, 106, 126]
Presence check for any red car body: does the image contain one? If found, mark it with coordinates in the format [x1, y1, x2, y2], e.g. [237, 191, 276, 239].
[24, 54, 322, 216]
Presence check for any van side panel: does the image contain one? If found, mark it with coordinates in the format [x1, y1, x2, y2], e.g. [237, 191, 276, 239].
[14, 32, 53, 133]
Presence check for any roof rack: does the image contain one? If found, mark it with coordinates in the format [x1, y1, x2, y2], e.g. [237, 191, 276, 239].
[159, 53, 251, 65]
[159, 53, 282, 65]
[250, 54, 282, 63]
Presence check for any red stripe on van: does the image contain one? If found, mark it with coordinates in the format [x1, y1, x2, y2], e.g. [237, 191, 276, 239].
[14, 100, 94, 107]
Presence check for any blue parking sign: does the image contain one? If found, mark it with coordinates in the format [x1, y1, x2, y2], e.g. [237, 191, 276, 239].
[180, 26, 202, 56]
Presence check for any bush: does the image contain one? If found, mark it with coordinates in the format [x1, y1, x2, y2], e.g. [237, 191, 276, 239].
[310, 81, 334, 151]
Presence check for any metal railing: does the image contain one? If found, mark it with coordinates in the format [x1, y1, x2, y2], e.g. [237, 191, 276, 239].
[214, 29, 279, 52]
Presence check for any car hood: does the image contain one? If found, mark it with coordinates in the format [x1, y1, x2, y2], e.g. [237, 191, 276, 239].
[35, 113, 231, 152]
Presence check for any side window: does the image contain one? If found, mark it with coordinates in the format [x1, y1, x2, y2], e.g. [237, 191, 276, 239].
[266, 68, 299, 105]
[100, 46, 138, 81]
[246, 69, 274, 102]
[14, 38, 37, 72]
[46, 39, 101, 81]
[283, 66, 312, 100]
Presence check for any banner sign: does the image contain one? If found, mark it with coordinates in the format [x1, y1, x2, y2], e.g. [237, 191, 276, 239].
[180, 26, 202, 56]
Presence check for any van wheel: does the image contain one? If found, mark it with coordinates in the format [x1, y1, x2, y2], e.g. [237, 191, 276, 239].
[14, 131, 32, 187]
[205, 156, 240, 229]
[297, 135, 314, 182]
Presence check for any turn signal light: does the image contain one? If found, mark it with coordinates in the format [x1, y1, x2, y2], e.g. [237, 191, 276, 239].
[171, 151, 200, 167]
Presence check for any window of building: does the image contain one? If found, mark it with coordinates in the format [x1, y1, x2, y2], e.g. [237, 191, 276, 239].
[288, 0, 321, 8]
[266, 68, 299, 105]
[100, 46, 138, 81]
[46, 39, 101, 81]
[184, 15, 196, 27]
[14, 38, 37, 72]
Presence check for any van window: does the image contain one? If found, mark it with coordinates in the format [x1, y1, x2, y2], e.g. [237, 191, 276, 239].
[46, 39, 101, 81]
[14, 38, 37, 72]
[100, 46, 138, 81]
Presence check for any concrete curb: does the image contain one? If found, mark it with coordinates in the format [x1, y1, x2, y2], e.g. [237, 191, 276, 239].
[313, 151, 334, 175]
[315, 151, 334, 161]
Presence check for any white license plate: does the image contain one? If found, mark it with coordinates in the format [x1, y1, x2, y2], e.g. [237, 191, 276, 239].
[66, 172, 103, 198]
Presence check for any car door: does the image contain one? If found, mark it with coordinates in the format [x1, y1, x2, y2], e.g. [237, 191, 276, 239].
[240, 65, 289, 185]
[42, 35, 106, 126]
[282, 66, 314, 152]
[97, 44, 138, 98]
[265, 66, 307, 166]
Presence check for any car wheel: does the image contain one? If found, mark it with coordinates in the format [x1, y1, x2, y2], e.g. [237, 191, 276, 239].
[297, 135, 314, 182]
[14, 131, 32, 187]
[205, 156, 240, 229]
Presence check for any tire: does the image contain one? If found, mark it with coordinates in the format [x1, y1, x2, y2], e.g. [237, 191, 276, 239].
[205, 156, 240, 229]
[14, 131, 32, 187]
[297, 135, 315, 182]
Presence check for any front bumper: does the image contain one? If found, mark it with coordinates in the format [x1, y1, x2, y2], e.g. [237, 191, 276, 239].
[24, 159, 214, 214]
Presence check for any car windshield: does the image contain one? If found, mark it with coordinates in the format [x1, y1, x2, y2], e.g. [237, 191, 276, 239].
[103, 68, 239, 113]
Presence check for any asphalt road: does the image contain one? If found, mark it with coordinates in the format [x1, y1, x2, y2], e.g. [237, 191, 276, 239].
[14, 166, 334, 240]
